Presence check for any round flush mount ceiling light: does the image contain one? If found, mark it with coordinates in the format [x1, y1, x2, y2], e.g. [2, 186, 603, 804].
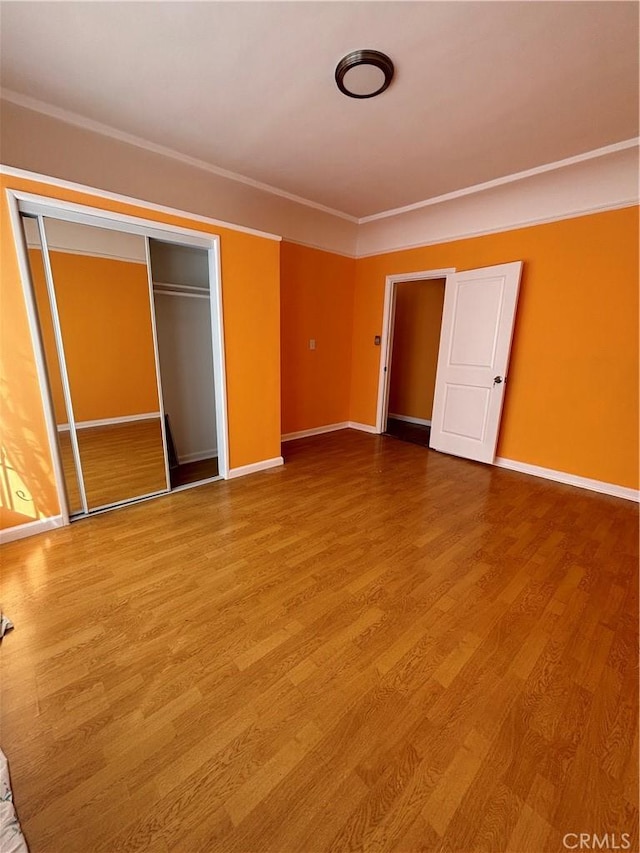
[335, 50, 394, 99]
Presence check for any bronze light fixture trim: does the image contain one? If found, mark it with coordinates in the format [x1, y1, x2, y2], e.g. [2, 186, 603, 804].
[335, 50, 395, 99]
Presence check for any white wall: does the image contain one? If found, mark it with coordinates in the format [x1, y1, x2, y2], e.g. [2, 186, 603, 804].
[0, 99, 358, 256]
[356, 147, 639, 256]
[153, 291, 218, 463]
[150, 240, 217, 464]
[3, 99, 637, 260]
[149, 240, 210, 288]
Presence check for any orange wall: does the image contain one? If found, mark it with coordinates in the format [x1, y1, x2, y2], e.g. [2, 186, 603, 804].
[221, 229, 281, 469]
[388, 279, 445, 422]
[30, 249, 160, 423]
[351, 207, 639, 489]
[1, 174, 281, 530]
[1, 204, 59, 524]
[280, 242, 355, 434]
[3, 172, 637, 534]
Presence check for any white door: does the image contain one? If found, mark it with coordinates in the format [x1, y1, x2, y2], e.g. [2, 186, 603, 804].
[429, 262, 522, 463]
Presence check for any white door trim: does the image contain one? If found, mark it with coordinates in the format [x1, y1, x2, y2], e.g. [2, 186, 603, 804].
[375, 268, 455, 433]
[14, 190, 218, 249]
[208, 240, 230, 479]
[144, 236, 172, 494]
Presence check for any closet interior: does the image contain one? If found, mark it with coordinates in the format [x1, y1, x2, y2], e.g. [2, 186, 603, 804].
[19, 208, 225, 521]
[149, 240, 219, 488]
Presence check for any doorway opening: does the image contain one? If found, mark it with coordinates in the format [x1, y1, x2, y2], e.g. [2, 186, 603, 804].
[376, 268, 455, 444]
[384, 277, 446, 448]
[376, 263, 523, 465]
[149, 239, 220, 489]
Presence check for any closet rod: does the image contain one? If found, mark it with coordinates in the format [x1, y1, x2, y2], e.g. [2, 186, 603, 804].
[153, 290, 210, 300]
[152, 281, 209, 294]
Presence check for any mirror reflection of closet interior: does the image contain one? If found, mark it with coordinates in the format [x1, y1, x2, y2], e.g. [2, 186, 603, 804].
[20, 212, 222, 521]
[149, 240, 219, 488]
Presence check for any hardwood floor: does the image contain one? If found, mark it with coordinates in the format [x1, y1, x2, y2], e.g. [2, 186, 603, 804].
[1, 430, 638, 852]
[385, 417, 431, 448]
[170, 456, 219, 489]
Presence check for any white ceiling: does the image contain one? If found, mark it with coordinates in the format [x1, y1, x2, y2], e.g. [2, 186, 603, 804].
[1, 1, 638, 219]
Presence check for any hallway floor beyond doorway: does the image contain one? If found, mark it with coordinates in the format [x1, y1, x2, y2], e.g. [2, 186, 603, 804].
[385, 416, 431, 447]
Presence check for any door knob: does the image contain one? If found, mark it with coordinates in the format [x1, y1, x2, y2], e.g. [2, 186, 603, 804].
[493, 376, 503, 385]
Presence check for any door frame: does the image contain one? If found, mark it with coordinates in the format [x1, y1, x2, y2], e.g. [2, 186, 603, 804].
[375, 268, 456, 434]
[6, 189, 230, 525]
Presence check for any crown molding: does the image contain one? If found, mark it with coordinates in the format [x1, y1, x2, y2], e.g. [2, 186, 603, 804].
[0, 88, 359, 224]
[3, 165, 636, 262]
[356, 199, 640, 258]
[282, 237, 357, 259]
[4, 88, 635, 231]
[357, 138, 640, 224]
[0, 164, 283, 242]
[2, 96, 637, 260]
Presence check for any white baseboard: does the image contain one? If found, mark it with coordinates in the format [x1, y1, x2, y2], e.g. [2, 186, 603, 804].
[227, 456, 284, 479]
[494, 457, 640, 503]
[388, 414, 432, 427]
[58, 412, 161, 431]
[178, 449, 218, 464]
[282, 423, 349, 442]
[0, 515, 66, 544]
[347, 421, 380, 434]
[281, 421, 382, 441]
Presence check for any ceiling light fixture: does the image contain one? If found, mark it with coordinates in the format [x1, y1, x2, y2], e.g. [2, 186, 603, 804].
[335, 50, 394, 99]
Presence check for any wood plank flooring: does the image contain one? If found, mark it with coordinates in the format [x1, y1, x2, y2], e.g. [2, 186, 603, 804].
[1, 430, 638, 852]
[170, 457, 219, 489]
[385, 417, 431, 448]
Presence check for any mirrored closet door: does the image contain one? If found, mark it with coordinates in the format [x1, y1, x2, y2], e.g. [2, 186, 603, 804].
[19, 209, 224, 521]
[21, 214, 169, 514]
[23, 218, 85, 515]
